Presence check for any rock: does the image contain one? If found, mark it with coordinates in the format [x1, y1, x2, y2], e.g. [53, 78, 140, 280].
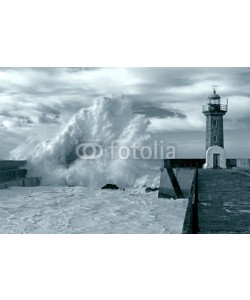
[145, 187, 159, 193]
[101, 184, 119, 190]
[158, 192, 176, 199]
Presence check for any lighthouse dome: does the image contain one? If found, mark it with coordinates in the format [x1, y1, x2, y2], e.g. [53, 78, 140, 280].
[208, 90, 221, 100]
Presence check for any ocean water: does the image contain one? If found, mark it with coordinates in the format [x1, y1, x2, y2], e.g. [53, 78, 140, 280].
[3, 95, 188, 233]
[0, 185, 187, 234]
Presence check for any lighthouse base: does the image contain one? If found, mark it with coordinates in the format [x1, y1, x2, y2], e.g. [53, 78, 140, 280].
[203, 146, 227, 169]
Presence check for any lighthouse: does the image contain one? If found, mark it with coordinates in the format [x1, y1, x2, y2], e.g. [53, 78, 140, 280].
[202, 86, 228, 169]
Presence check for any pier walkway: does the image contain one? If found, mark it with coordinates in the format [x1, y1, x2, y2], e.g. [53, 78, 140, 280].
[198, 169, 250, 234]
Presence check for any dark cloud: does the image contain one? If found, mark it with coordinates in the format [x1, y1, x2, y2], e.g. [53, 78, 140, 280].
[39, 113, 60, 124]
[133, 103, 186, 119]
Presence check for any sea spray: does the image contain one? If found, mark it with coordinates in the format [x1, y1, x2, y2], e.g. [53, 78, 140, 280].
[11, 94, 159, 187]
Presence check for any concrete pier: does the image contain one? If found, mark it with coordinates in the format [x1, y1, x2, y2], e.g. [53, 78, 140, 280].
[182, 168, 250, 233]
[198, 169, 250, 233]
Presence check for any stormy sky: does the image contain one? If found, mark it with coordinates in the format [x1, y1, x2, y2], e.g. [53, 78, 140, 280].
[0, 67, 249, 159]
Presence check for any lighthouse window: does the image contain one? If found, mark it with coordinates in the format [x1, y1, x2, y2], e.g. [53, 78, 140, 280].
[213, 136, 217, 142]
[213, 120, 217, 126]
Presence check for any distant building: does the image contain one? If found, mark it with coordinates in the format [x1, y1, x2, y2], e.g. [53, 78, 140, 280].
[202, 86, 228, 168]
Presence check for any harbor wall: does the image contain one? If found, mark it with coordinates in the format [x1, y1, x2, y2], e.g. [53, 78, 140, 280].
[0, 160, 39, 189]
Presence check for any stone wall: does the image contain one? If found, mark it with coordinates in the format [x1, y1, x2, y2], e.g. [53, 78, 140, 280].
[0, 169, 27, 183]
[0, 177, 40, 189]
[0, 160, 27, 170]
[162, 158, 248, 169]
[163, 159, 205, 169]
[236, 159, 250, 169]
[0, 160, 39, 189]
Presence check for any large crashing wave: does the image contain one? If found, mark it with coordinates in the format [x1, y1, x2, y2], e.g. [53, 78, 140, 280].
[11, 95, 156, 188]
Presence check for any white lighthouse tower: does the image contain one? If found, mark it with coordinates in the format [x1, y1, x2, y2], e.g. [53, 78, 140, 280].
[202, 86, 228, 169]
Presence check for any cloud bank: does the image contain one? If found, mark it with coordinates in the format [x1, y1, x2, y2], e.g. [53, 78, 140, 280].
[0, 67, 249, 158]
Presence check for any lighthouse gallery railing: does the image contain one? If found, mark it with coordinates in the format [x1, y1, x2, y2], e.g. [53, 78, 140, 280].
[202, 104, 228, 113]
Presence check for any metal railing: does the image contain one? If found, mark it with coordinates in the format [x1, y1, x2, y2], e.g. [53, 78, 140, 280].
[182, 167, 199, 234]
[202, 104, 228, 113]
